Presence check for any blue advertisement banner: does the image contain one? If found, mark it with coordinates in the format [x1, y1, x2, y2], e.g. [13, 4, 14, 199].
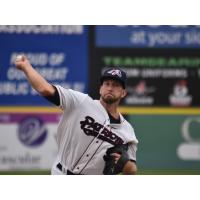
[95, 25, 200, 48]
[0, 25, 88, 105]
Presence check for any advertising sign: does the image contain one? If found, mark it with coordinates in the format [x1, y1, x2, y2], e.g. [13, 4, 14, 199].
[96, 25, 200, 48]
[89, 26, 200, 106]
[0, 112, 59, 170]
[0, 25, 88, 105]
[127, 113, 200, 169]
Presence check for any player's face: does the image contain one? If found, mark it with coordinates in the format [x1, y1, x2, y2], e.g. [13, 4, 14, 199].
[100, 79, 127, 104]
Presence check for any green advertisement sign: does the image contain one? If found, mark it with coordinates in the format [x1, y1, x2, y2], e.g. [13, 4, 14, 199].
[126, 111, 200, 172]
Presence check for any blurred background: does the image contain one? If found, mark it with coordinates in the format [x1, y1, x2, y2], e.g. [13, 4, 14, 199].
[0, 25, 200, 174]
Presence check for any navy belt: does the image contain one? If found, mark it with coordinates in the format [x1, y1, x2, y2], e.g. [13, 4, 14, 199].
[57, 163, 80, 175]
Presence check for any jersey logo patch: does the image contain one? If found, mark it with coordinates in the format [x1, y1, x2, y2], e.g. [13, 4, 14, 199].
[80, 116, 124, 145]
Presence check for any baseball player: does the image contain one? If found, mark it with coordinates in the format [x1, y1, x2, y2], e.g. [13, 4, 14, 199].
[15, 55, 138, 175]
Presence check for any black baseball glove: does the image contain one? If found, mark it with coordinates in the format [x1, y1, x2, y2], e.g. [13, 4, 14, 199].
[103, 144, 129, 175]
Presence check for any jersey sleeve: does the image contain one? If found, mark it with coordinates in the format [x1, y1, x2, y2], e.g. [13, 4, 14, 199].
[127, 143, 138, 162]
[54, 85, 88, 113]
[127, 124, 138, 162]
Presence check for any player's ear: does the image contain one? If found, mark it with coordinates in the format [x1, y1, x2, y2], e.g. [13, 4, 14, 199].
[121, 89, 127, 98]
[99, 85, 103, 95]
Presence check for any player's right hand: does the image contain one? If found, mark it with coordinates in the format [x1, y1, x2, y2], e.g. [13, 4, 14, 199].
[15, 55, 31, 71]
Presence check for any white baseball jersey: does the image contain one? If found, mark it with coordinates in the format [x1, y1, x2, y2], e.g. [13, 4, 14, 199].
[51, 85, 138, 175]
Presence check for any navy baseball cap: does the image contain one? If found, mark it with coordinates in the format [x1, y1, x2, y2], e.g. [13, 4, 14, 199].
[100, 68, 127, 89]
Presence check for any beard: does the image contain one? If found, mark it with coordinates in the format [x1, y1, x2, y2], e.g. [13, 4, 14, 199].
[101, 94, 119, 104]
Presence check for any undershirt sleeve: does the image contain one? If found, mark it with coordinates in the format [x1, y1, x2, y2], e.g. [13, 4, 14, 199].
[43, 85, 60, 106]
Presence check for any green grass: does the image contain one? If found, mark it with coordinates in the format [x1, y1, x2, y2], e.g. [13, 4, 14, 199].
[137, 169, 200, 175]
[1, 169, 200, 175]
[0, 170, 51, 175]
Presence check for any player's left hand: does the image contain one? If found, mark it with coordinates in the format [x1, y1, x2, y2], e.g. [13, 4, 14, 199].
[103, 144, 130, 175]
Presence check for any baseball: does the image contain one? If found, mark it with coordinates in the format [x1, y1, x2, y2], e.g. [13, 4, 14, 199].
[16, 55, 23, 61]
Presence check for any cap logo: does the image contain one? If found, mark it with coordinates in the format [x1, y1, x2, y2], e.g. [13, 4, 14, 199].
[107, 69, 122, 77]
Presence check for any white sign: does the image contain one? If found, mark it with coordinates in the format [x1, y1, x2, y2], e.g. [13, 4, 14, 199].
[0, 113, 58, 170]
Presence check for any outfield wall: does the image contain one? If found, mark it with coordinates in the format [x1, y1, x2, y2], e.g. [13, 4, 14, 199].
[0, 106, 200, 172]
[121, 107, 200, 170]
